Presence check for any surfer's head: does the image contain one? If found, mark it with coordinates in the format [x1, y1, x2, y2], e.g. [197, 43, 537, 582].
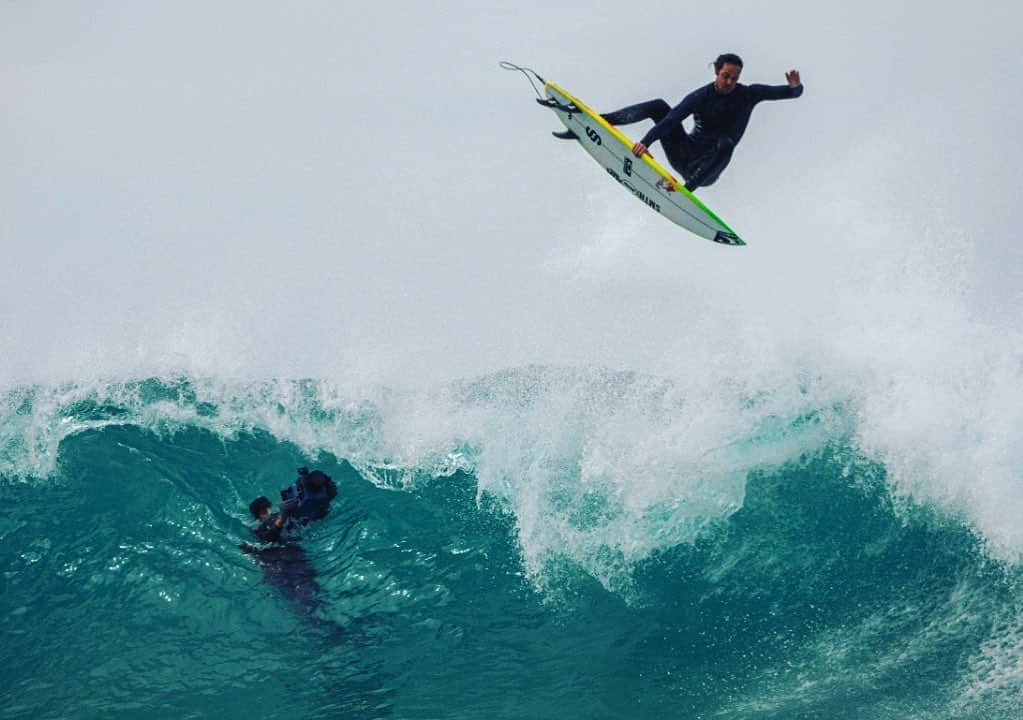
[713, 53, 743, 95]
[249, 495, 272, 520]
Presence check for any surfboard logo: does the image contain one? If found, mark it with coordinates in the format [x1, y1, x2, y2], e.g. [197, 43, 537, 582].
[606, 167, 660, 213]
[584, 126, 602, 146]
[623, 158, 633, 177]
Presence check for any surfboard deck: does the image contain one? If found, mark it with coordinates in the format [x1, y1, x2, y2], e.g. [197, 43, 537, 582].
[544, 81, 744, 246]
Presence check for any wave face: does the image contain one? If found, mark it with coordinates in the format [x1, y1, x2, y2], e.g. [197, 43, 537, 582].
[3, 373, 1023, 719]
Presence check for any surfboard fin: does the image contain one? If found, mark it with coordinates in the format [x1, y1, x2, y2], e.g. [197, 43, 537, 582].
[536, 97, 578, 113]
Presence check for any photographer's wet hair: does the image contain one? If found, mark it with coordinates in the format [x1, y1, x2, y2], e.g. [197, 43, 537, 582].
[303, 470, 330, 493]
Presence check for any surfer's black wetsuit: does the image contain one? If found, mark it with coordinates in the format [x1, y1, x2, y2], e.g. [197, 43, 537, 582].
[603, 81, 803, 189]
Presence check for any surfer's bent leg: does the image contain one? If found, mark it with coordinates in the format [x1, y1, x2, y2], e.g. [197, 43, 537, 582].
[656, 126, 697, 179]
[600, 99, 671, 126]
[554, 99, 671, 141]
[602, 101, 697, 180]
[685, 136, 735, 190]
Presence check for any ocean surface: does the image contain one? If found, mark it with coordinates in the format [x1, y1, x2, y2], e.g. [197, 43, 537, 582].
[3, 370, 1022, 719]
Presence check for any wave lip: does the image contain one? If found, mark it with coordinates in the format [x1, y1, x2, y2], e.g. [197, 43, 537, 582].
[0, 367, 842, 588]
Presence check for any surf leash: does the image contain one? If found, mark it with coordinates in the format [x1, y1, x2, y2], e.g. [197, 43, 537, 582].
[499, 61, 578, 113]
[499, 61, 546, 97]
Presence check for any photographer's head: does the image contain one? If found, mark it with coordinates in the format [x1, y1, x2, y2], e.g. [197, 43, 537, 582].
[277, 468, 338, 522]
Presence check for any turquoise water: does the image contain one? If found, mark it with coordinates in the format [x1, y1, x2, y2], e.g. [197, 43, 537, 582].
[3, 374, 1022, 719]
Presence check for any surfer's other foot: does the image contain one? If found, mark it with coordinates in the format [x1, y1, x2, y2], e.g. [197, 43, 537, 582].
[552, 129, 578, 140]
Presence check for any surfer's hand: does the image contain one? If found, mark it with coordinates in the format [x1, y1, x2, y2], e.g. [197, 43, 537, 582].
[786, 69, 801, 87]
[632, 142, 648, 157]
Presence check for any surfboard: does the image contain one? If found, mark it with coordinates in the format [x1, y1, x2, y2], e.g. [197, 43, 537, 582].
[543, 81, 744, 246]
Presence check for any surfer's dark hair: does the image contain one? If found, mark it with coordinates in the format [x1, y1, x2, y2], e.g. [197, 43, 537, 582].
[249, 496, 272, 519]
[713, 53, 744, 72]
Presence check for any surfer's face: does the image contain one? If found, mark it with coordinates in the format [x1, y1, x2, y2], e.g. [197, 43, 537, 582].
[714, 64, 742, 94]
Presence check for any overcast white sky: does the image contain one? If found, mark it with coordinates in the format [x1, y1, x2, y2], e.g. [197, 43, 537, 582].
[2, 1, 1022, 386]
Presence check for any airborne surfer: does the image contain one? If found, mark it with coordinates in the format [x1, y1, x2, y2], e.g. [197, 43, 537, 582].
[554, 53, 803, 192]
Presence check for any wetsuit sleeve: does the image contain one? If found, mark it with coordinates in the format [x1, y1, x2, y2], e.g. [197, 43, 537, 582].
[640, 90, 700, 147]
[747, 83, 804, 102]
[254, 514, 284, 543]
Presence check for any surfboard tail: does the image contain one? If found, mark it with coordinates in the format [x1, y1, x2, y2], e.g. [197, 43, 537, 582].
[713, 230, 744, 246]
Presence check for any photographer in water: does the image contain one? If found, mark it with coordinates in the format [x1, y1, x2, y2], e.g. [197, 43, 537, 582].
[247, 467, 339, 543]
[279, 468, 337, 524]
[241, 468, 339, 615]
